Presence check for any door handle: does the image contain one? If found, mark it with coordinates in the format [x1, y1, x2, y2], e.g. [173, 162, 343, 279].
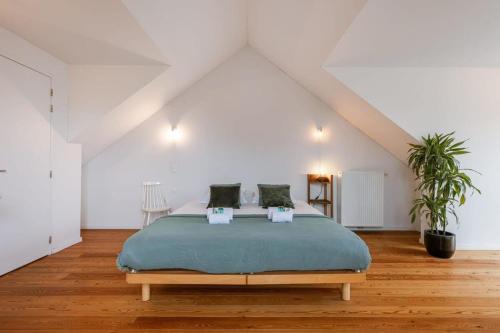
[0, 170, 6, 173]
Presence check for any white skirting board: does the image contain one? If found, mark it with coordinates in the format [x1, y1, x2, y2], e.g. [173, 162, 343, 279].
[82, 225, 141, 230]
[340, 171, 384, 228]
[50, 236, 82, 254]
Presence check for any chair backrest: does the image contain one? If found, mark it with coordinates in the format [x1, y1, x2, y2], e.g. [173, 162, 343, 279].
[142, 182, 168, 212]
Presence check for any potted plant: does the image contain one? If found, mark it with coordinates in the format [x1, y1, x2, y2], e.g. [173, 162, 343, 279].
[408, 132, 480, 258]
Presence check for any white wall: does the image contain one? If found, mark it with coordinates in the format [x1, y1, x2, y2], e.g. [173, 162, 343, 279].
[332, 67, 500, 249]
[327, 0, 500, 67]
[0, 27, 82, 253]
[51, 134, 82, 253]
[83, 47, 414, 230]
[68, 0, 247, 162]
[322, 0, 500, 250]
[68, 64, 167, 140]
[0, 27, 68, 139]
[247, 0, 415, 164]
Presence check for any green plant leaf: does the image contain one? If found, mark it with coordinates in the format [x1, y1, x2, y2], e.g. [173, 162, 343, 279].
[460, 194, 466, 205]
[407, 132, 480, 231]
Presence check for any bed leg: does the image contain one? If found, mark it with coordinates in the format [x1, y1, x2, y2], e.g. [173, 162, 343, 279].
[341, 283, 350, 301]
[142, 284, 150, 301]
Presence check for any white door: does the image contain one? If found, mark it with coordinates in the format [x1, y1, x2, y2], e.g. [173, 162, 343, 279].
[0, 56, 51, 275]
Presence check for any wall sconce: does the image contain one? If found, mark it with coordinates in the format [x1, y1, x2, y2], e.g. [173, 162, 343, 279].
[317, 125, 323, 136]
[162, 124, 182, 144]
[318, 163, 329, 176]
[314, 125, 324, 141]
[170, 125, 180, 142]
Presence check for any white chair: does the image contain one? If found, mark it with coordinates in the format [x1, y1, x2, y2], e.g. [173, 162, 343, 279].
[142, 182, 170, 228]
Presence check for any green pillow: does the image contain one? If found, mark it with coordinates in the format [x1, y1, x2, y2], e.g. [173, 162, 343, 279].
[207, 183, 241, 208]
[259, 184, 294, 208]
[257, 184, 288, 206]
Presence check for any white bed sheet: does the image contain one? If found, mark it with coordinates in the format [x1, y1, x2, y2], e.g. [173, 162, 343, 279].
[171, 200, 323, 216]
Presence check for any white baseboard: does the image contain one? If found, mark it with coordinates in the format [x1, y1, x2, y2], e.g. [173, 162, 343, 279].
[50, 236, 82, 254]
[456, 243, 500, 250]
[82, 225, 140, 229]
[416, 237, 498, 250]
[347, 226, 418, 231]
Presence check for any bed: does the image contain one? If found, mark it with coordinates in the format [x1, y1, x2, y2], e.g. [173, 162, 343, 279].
[117, 200, 371, 301]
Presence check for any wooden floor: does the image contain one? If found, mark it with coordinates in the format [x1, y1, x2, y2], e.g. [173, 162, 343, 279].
[1, 230, 500, 332]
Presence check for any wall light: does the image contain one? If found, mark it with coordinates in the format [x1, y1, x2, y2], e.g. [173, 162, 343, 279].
[161, 124, 183, 144]
[169, 125, 181, 142]
[314, 125, 324, 141]
[317, 125, 323, 136]
[318, 163, 331, 177]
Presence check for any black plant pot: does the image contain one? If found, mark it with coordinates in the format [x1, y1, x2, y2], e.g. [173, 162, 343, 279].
[424, 229, 456, 259]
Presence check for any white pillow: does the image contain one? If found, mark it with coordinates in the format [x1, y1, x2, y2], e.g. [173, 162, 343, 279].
[251, 190, 259, 204]
[241, 190, 248, 204]
[243, 189, 256, 205]
[199, 188, 248, 205]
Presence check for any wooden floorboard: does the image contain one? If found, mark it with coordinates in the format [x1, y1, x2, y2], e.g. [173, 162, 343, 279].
[0, 230, 499, 332]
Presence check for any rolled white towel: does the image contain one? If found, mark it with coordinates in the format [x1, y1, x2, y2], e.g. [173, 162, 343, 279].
[271, 208, 294, 223]
[207, 207, 233, 220]
[267, 207, 280, 219]
[267, 207, 278, 220]
[208, 214, 230, 224]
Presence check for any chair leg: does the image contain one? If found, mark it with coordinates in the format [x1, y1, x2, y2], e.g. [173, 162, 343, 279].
[142, 284, 150, 301]
[341, 283, 350, 301]
[143, 212, 152, 228]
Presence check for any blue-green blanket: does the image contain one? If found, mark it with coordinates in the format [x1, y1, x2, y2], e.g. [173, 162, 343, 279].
[117, 215, 371, 274]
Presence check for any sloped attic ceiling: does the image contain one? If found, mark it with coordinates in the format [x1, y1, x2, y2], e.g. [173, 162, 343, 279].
[247, 0, 416, 163]
[0, 0, 170, 154]
[1, 0, 428, 164]
[324, 0, 500, 139]
[0, 0, 165, 65]
[76, 0, 247, 161]
[326, 0, 500, 68]
[0, 0, 247, 161]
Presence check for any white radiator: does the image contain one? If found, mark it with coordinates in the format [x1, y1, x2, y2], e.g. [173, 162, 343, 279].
[340, 171, 384, 228]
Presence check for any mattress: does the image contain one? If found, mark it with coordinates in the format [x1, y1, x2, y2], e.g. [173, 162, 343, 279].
[171, 199, 323, 216]
[117, 202, 371, 274]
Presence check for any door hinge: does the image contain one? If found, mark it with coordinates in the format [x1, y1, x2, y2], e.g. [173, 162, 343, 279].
[50, 105, 54, 113]
[49, 170, 53, 179]
[50, 89, 53, 97]
[49, 236, 52, 244]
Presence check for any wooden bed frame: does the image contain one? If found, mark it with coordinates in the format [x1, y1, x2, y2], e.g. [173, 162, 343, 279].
[126, 269, 366, 301]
